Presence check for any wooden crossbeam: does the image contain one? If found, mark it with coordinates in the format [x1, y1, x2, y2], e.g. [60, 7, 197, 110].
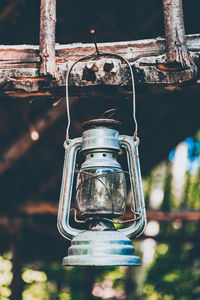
[0, 0, 19, 23]
[0, 34, 200, 99]
[1, 214, 199, 247]
[18, 202, 200, 222]
[147, 210, 200, 222]
[0, 101, 66, 175]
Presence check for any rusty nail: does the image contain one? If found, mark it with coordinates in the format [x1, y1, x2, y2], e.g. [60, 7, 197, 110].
[175, 41, 181, 47]
[43, 52, 49, 57]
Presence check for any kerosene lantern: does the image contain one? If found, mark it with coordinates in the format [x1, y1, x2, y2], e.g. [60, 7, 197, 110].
[57, 40, 146, 266]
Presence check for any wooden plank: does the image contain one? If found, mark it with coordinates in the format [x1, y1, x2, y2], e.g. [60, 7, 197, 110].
[18, 202, 200, 222]
[147, 210, 200, 222]
[0, 34, 199, 98]
[39, 0, 57, 77]
[0, 34, 199, 63]
[163, 0, 192, 67]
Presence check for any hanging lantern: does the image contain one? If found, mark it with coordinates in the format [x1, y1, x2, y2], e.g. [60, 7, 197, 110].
[57, 42, 146, 266]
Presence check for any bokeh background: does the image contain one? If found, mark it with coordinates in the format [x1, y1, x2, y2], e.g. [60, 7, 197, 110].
[1, 0, 200, 299]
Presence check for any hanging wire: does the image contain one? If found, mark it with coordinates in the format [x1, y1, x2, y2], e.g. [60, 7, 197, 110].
[65, 30, 138, 139]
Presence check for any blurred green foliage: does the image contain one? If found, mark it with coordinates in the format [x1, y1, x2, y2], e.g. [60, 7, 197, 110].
[143, 224, 200, 300]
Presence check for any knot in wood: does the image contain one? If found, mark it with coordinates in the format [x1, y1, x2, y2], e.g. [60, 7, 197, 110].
[43, 51, 49, 57]
[104, 62, 114, 73]
[175, 41, 181, 47]
[82, 66, 97, 82]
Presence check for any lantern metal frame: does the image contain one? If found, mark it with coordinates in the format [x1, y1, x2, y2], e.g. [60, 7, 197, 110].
[57, 135, 146, 241]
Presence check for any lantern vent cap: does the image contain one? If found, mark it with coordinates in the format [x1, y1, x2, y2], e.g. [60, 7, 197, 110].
[82, 118, 121, 130]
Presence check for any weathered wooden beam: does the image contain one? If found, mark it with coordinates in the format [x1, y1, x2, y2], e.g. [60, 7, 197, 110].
[163, 0, 193, 67]
[10, 232, 23, 300]
[0, 34, 199, 98]
[147, 210, 200, 222]
[39, 0, 57, 77]
[0, 217, 199, 246]
[18, 202, 200, 222]
[19, 202, 58, 215]
[0, 100, 66, 175]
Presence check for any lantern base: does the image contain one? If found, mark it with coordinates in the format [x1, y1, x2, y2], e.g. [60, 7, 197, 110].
[63, 230, 140, 266]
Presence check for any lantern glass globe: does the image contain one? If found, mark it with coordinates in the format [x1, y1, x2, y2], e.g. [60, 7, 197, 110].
[76, 166, 127, 217]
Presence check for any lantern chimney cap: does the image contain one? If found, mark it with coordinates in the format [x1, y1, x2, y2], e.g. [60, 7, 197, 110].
[82, 118, 121, 130]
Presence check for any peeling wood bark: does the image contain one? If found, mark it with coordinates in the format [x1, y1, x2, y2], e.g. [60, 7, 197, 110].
[163, 0, 193, 68]
[39, 0, 57, 77]
[0, 34, 199, 98]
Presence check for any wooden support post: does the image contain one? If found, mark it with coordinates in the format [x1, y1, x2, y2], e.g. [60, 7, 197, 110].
[83, 267, 96, 300]
[163, 0, 192, 67]
[10, 222, 23, 300]
[10, 244, 23, 300]
[40, 0, 57, 77]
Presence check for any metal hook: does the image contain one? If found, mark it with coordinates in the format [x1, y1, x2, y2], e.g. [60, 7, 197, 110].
[90, 29, 100, 57]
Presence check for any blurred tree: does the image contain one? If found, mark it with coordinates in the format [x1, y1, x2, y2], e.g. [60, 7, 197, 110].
[144, 223, 200, 300]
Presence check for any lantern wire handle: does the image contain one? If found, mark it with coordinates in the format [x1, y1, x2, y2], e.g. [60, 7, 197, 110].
[65, 30, 138, 140]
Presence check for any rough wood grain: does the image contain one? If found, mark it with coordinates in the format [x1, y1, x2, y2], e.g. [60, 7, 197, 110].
[39, 0, 57, 77]
[163, 0, 193, 67]
[0, 34, 199, 98]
